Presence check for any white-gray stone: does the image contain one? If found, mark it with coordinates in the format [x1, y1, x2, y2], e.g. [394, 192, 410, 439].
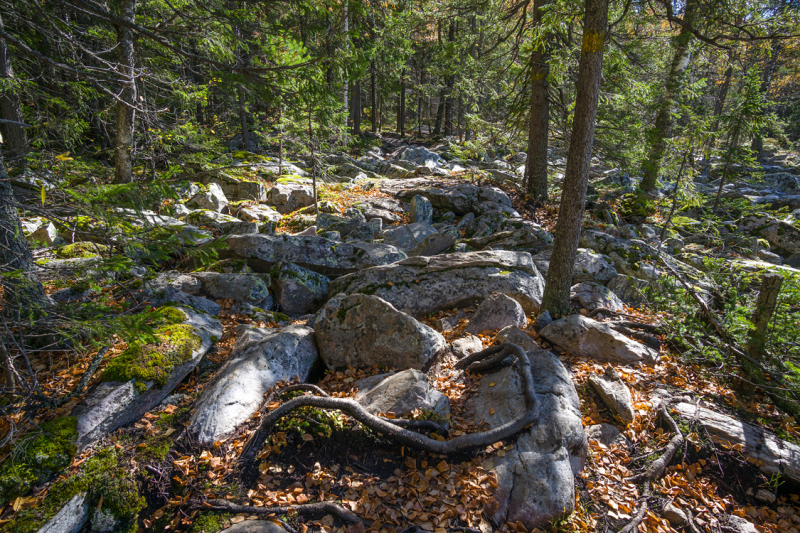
[355, 369, 449, 418]
[450, 335, 483, 358]
[37, 493, 89, 533]
[570, 282, 625, 313]
[465, 293, 526, 334]
[270, 262, 329, 315]
[573, 249, 617, 284]
[588, 367, 635, 423]
[189, 325, 318, 445]
[187, 182, 229, 212]
[495, 326, 540, 352]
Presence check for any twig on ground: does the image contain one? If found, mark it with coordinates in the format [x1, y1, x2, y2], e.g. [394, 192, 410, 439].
[196, 498, 362, 524]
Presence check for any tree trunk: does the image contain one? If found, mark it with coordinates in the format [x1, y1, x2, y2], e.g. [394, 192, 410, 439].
[0, 153, 50, 315]
[701, 60, 734, 175]
[739, 272, 783, 397]
[352, 79, 361, 135]
[433, 90, 445, 135]
[639, 0, 698, 192]
[523, 0, 551, 203]
[238, 83, 249, 151]
[370, 60, 377, 133]
[113, 0, 137, 183]
[0, 14, 28, 166]
[540, 0, 608, 316]
[398, 71, 406, 138]
[750, 39, 782, 162]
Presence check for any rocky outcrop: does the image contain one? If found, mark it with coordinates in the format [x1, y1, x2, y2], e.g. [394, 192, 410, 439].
[188, 325, 318, 445]
[185, 210, 259, 235]
[221, 234, 407, 277]
[314, 294, 446, 370]
[354, 369, 449, 418]
[496, 325, 540, 352]
[328, 250, 545, 317]
[539, 314, 659, 364]
[570, 282, 625, 312]
[267, 182, 315, 213]
[410, 195, 433, 224]
[380, 222, 438, 252]
[466, 350, 587, 529]
[187, 182, 228, 212]
[739, 214, 800, 256]
[398, 183, 518, 216]
[408, 226, 458, 257]
[572, 249, 617, 284]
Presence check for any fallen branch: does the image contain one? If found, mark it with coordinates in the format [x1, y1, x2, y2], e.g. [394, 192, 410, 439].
[608, 324, 661, 351]
[197, 498, 361, 524]
[238, 344, 537, 467]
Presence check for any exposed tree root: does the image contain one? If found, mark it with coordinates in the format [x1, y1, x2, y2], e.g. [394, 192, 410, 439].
[620, 404, 684, 533]
[608, 324, 661, 351]
[196, 498, 362, 524]
[238, 344, 537, 468]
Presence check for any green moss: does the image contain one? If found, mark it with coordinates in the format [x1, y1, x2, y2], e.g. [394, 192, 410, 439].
[102, 324, 201, 389]
[56, 241, 109, 259]
[137, 436, 172, 462]
[6, 447, 145, 533]
[191, 512, 232, 532]
[619, 193, 655, 220]
[0, 417, 78, 506]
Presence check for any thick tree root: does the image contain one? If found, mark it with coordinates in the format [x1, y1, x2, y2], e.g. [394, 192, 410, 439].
[197, 498, 361, 524]
[620, 404, 684, 532]
[238, 344, 537, 467]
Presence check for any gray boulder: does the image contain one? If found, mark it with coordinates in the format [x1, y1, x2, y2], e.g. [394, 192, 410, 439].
[496, 325, 540, 352]
[328, 250, 545, 317]
[223, 521, 287, 533]
[395, 145, 447, 168]
[187, 182, 228, 212]
[199, 173, 267, 202]
[450, 335, 483, 358]
[573, 249, 617, 284]
[466, 350, 587, 529]
[465, 293, 526, 334]
[380, 222, 438, 252]
[355, 369, 449, 418]
[540, 314, 659, 364]
[189, 325, 318, 445]
[147, 271, 271, 308]
[237, 204, 282, 224]
[739, 214, 800, 256]
[408, 226, 458, 256]
[221, 234, 407, 277]
[270, 262, 329, 315]
[410, 195, 433, 224]
[267, 182, 315, 213]
[314, 293, 446, 370]
[398, 183, 517, 216]
[606, 274, 649, 305]
[185, 210, 258, 235]
[585, 423, 629, 448]
[570, 282, 624, 313]
[27, 221, 60, 246]
[72, 307, 221, 448]
[588, 367, 635, 423]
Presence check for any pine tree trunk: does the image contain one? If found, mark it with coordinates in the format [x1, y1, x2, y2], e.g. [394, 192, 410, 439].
[398, 70, 406, 137]
[371, 60, 377, 133]
[750, 39, 781, 162]
[540, 0, 608, 317]
[433, 90, 445, 135]
[0, 14, 28, 166]
[523, 0, 551, 203]
[0, 153, 50, 315]
[113, 0, 137, 183]
[639, 0, 697, 192]
[352, 79, 361, 135]
[238, 83, 248, 150]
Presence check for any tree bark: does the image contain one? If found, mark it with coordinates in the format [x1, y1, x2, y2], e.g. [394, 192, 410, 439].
[433, 89, 445, 135]
[0, 14, 28, 166]
[238, 83, 248, 151]
[113, 0, 137, 183]
[398, 70, 405, 137]
[746, 273, 783, 364]
[0, 153, 50, 315]
[639, 0, 698, 192]
[351, 79, 361, 135]
[540, 0, 608, 316]
[750, 39, 781, 162]
[523, 0, 551, 203]
[370, 60, 377, 133]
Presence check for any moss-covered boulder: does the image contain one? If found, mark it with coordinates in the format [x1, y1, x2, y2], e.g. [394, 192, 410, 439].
[56, 241, 109, 259]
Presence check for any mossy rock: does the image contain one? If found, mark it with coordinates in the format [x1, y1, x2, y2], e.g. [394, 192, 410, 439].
[619, 193, 655, 221]
[5, 447, 144, 533]
[0, 417, 78, 506]
[101, 323, 201, 390]
[56, 241, 109, 259]
[191, 512, 232, 533]
[195, 258, 252, 274]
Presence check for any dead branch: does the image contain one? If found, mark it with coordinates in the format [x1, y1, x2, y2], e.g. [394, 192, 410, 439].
[238, 344, 537, 467]
[197, 498, 361, 524]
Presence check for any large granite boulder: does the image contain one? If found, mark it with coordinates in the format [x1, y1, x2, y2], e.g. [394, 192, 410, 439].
[328, 251, 545, 317]
[267, 183, 315, 213]
[588, 366, 635, 424]
[270, 262, 329, 315]
[354, 369, 449, 418]
[199, 173, 267, 202]
[466, 350, 587, 529]
[408, 226, 458, 257]
[72, 308, 221, 448]
[380, 222, 438, 252]
[221, 234, 407, 277]
[395, 146, 447, 168]
[572, 249, 617, 284]
[398, 184, 518, 216]
[147, 271, 272, 308]
[188, 325, 318, 445]
[570, 282, 625, 313]
[185, 210, 259, 235]
[187, 182, 228, 212]
[739, 214, 800, 256]
[539, 314, 659, 364]
[237, 204, 282, 224]
[314, 294, 446, 370]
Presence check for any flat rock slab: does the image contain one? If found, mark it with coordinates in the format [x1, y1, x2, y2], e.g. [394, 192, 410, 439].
[466, 350, 587, 529]
[72, 307, 221, 449]
[221, 234, 407, 277]
[540, 314, 659, 365]
[328, 250, 545, 317]
[314, 294, 445, 370]
[674, 402, 800, 484]
[380, 222, 437, 252]
[354, 369, 449, 418]
[588, 367, 635, 423]
[189, 325, 318, 445]
[223, 521, 286, 533]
